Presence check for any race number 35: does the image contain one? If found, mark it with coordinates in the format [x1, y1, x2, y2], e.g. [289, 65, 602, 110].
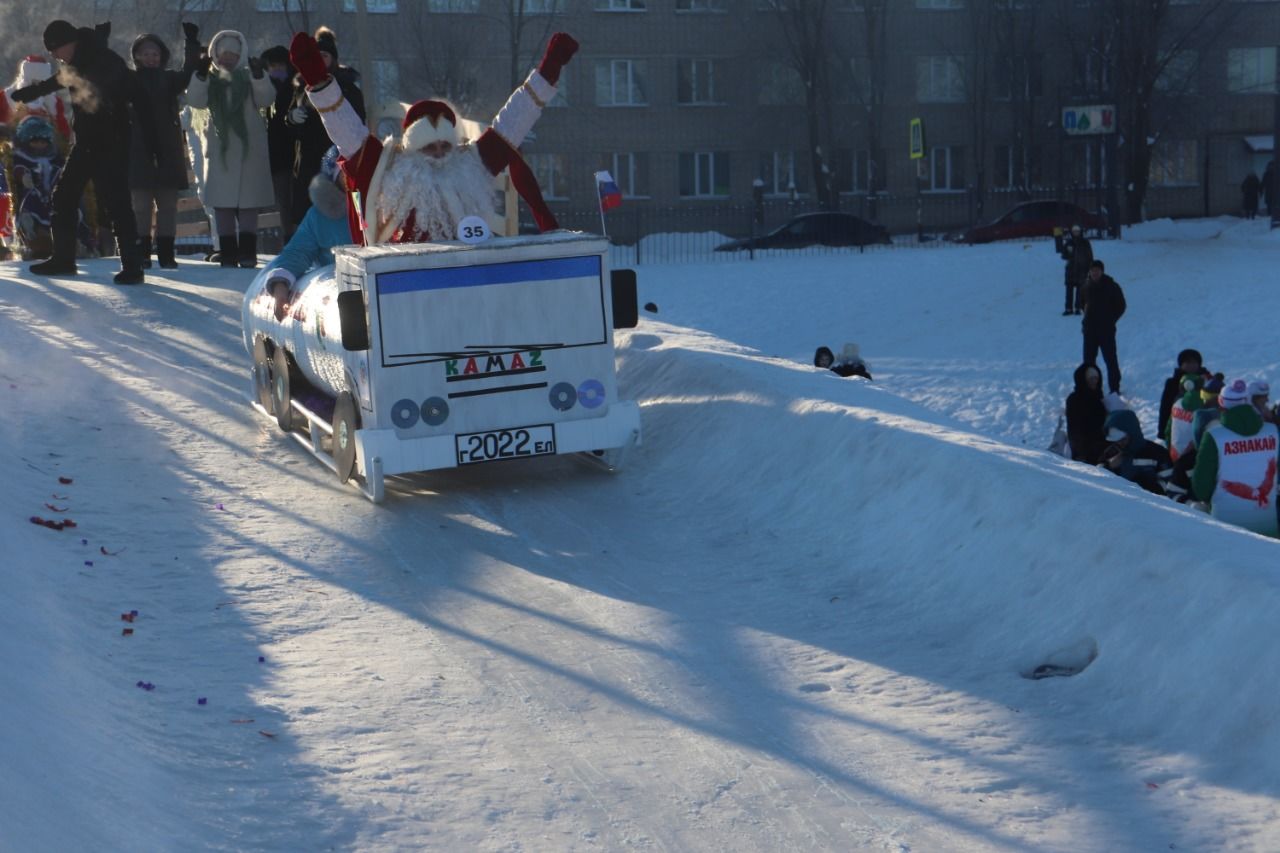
[457, 215, 491, 244]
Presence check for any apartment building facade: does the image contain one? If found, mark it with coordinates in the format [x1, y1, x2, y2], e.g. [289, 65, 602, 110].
[27, 0, 1280, 233]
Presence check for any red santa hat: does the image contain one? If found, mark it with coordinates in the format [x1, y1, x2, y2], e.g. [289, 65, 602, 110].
[401, 99, 459, 151]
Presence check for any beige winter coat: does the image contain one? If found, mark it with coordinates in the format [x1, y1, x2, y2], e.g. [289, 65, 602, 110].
[185, 30, 275, 209]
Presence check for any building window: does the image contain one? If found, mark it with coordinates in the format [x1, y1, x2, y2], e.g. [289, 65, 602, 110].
[96, 0, 135, 8]
[927, 145, 966, 191]
[595, 0, 646, 8]
[917, 56, 964, 103]
[993, 144, 1040, 189]
[758, 63, 805, 105]
[256, 0, 308, 9]
[549, 73, 569, 107]
[1072, 51, 1110, 96]
[595, 60, 649, 106]
[994, 57, 1042, 101]
[677, 59, 722, 105]
[1227, 47, 1277, 94]
[1149, 140, 1198, 186]
[528, 153, 569, 199]
[171, 0, 221, 8]
[679, 151, 730, 197]
[342, 0, 396, 10]
[1069, 142, 1109, 188]
[369, 59, 400, 108]
[424, 0, 481, 9]
[760, 151, 806, 196]
[916, 0, 964, 8]
[522, 0, 567, 12]
[1155, 50, 1198, 93]
[609, 152, 650, 197]
[677, 0, 727, 10]
[834, 149, 878, 193]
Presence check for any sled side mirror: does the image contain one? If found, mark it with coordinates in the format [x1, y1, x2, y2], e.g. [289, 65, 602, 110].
[610, 268, 638, 330]
[338, 290, 370, 351]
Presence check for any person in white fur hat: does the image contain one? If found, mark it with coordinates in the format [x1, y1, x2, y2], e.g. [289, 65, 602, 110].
[288, 29, 576, 245]
[831, 342, 872, 380]
[0, 55, 73, 141]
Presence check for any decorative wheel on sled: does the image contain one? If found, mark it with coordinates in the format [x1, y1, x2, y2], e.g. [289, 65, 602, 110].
[332, 391, 359, 484]
[271, 348, 296, 432]
[253, 338, 275, 414]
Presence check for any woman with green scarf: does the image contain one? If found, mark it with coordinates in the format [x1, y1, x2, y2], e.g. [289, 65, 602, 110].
[186, 29, 274, 269]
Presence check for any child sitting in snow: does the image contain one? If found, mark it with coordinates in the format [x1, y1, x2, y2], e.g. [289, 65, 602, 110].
[8, 115, 63, 259]
[831, 343, 872, 380]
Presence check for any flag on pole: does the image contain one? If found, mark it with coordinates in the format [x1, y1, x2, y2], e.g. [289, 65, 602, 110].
[595, 171, 623, 212]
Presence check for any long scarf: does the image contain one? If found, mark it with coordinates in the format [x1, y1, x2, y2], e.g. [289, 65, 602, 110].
[206, 67, 251, 167]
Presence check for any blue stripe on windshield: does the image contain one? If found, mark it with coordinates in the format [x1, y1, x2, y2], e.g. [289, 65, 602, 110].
[379, 255, 600, 295]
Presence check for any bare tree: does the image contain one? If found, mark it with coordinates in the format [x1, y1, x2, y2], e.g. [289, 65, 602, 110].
[1055, 0, 1240, 224]
[477, 0, 567, 92]
[847, 0, 890, 204]
[398, 4, 488, 113]
[761, 0, 842, 211]
[991, 1, 1044, 198]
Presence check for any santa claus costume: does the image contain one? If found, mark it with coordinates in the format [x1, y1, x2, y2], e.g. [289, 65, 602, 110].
[288, 30, 575, 245]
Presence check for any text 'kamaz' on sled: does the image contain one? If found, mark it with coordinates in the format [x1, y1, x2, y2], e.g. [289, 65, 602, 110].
[242, 231, 641, 502]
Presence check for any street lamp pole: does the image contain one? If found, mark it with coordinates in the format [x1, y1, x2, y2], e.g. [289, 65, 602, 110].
[353, 0, 377, 129]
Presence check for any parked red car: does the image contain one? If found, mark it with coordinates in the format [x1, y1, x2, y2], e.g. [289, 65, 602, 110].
[959, 201, 1106, 244]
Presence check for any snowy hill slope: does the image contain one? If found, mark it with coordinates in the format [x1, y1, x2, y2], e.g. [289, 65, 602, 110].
[3, 224, 1280, 851]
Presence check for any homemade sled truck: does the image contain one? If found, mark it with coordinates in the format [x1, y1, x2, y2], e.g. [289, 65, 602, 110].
[242, 232, 641, 502]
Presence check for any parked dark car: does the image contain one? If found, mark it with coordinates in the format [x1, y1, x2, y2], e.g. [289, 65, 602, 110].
[715, 212, 891, 251]
[958, 201, 1107, 244]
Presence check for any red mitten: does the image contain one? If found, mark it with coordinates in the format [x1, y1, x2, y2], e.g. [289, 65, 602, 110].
[537, 33, 578, 86]
[289, 31, 329, 88]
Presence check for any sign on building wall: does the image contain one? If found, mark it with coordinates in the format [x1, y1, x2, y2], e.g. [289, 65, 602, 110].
[1062, 105, 1116, 136]
[909, 118, 925, 159]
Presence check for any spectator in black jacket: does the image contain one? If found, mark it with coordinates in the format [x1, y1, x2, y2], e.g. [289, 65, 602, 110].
[128, 25, 200, 269]
[1057, 223, 1092, 315]
[261, 45, 297, 241]
[1080, 259, 1126, 395]
[285, 27, 363, 228]
[12, 19, 152, 283]
[1066, 363, 1107, 464]
[1157, 347, 1203, 443]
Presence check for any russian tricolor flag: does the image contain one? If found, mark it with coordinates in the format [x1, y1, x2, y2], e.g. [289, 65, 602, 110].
[595, 171, 623, 212]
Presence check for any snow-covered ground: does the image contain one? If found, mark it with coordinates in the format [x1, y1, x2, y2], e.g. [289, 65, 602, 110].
[3, 217, 1279, 851]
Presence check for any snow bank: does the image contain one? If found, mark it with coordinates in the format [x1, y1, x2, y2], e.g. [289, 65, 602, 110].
[623, 323, 1280, 790]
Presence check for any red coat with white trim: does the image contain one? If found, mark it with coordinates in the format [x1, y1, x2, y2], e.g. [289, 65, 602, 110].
[290, 31, 575, 246]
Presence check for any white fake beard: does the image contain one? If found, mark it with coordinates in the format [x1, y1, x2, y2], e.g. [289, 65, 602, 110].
[377, 146, 495, 241]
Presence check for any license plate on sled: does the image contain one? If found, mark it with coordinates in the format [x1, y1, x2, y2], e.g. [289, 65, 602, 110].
[456, 425, 556, 466]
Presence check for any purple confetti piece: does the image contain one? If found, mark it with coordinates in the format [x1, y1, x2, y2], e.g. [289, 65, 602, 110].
[130, 610, 138, 617]
[81, 539, 88, 546]
[215, 503, 224, 511]
[258, 656, 265, 663]
[197, 697, 207, 705]
[84, 561, 93, 567]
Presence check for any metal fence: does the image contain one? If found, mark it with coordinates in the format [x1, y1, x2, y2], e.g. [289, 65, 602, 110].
[528, 185, 1128, 267]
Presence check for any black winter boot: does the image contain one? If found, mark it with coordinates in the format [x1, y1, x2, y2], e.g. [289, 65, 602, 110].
[237, 231, 257, 269]
[30, 229, 78, 276]
[114, 237, 146, 285]
[219, 234, 240, 268]
[156, 236, 178, 269]
[139, 236, 153, 269]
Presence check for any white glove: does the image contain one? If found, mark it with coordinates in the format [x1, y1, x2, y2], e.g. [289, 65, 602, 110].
[288, 106, 308, 124]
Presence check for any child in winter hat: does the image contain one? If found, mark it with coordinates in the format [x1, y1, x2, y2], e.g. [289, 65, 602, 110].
[1219, 379, 1250, 410]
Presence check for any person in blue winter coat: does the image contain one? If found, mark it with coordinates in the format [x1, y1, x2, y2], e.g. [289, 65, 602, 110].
[263, 146, 350, 320]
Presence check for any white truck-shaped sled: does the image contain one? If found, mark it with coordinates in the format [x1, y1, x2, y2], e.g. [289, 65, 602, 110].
[242, 232, 641, 502]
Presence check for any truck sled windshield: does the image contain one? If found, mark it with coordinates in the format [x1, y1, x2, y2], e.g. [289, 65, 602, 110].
[375, 255, 607, 368]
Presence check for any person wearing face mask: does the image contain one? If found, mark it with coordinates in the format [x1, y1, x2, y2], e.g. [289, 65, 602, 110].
[185, 29, 276, 269]
[260, 45, 297, 242]
[288, 28, 575, 245]
[127, 24, 201, 269]
[9, 19, 153, 283]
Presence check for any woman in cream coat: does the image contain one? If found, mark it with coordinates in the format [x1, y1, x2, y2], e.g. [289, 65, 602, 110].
[186, 29, 274, 268]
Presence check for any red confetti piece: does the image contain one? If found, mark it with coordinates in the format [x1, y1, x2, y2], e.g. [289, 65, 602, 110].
[30, 516, 73, 531]
[121, 613, 136, 623]
[258, 730, 277, 739]
[1146, 782, 1159, 790]
[122, 628, 133, 636]
[230, 719, 255, 724]
[100, 546, 126, 556]
[45, 504, 68, 512]
[58, 477, 73, 484]
[62, 519, 76, 528]
[51, 494, 68, 500]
